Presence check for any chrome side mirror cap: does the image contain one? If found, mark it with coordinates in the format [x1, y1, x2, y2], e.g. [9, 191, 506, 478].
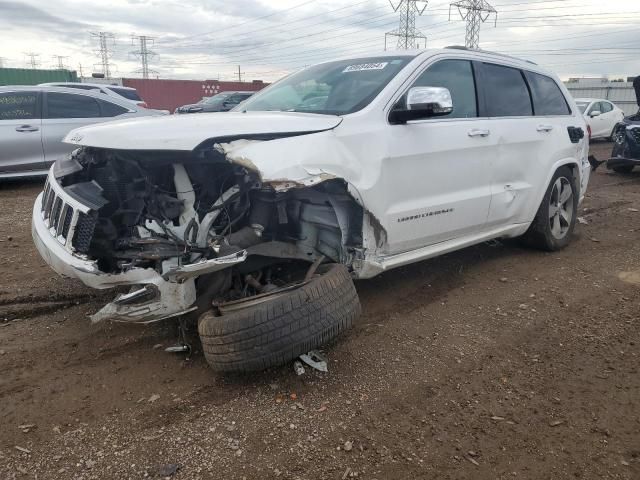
[406, 86, 453, 115]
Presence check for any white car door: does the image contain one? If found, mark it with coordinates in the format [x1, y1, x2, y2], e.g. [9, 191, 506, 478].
[0, 91, 45, 176]
[380, 59, 493, 254]
[587, 101, 608, 138]
[599, 101, 617, 138]
[41, 91, 131, 167]
[477, 62, 543, 227]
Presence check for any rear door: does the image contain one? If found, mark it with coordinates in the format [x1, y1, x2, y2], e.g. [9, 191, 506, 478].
[598, 101, 617, 137]
[587, 101, 608, 138]
[0, 91, 45, 176]
[476, 62, 542, 227]
[41, 92, 130, 166]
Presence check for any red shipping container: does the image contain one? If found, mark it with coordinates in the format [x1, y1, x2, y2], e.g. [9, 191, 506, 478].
[121, 78, 268, 113]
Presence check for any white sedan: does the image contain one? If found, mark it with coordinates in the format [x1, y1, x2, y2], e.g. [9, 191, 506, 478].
[575, 98, 625, 140]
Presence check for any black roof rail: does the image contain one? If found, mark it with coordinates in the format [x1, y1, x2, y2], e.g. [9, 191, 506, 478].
[443, 45, 538, 65]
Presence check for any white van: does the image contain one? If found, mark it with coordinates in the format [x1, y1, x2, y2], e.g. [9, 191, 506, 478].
[32, 48, 590, 372]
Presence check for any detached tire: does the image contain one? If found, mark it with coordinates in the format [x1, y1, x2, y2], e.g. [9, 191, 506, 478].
[521, 166, 578, 251]
[198, 264, 360, 372]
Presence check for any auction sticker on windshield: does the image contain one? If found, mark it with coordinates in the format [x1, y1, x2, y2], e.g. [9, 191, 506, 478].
[343, 62, 388, 73]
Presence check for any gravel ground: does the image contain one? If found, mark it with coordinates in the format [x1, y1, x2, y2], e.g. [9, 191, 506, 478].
[0, 141, 638, 480]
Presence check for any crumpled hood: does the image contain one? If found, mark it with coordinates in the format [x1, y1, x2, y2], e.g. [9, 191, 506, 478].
[64, 111, 343, 151]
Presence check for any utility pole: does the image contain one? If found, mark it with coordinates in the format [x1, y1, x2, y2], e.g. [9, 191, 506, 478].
[91, 31, 115, 78]
[130, 34, 157, 79]
[385, 1, 429, 50]
[52, 55, 69, 70]
[24, 52, 40, 69]
[449, 0, 497, 49]
[78, 63, 84, 78]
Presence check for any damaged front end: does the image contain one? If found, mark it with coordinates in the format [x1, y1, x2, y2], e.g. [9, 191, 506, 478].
[608, 113, 640, 172]
[32, 144, 364, 324]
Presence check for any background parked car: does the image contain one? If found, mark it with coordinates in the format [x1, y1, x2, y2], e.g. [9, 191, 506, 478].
[0, 85, 165, 178]
[174, 91, 254, 114]
[575, 98, 625, 140]
[39, 82, 151, 110]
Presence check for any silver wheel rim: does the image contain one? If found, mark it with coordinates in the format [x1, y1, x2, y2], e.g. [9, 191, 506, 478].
[549, 177, 574, 240]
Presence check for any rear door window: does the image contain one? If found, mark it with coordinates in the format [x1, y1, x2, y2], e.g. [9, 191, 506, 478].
[524, 72, 571, 116]
[601, 101, 613, 113]
[404, 59, 478, 119]
[481, 63, 532, 117]
[588, 102, 603, 115]
[0, 92, 38, 120]
[45, 92, 101, 119]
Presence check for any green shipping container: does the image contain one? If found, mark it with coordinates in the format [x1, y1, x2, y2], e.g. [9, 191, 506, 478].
[0, 68, 79, 86]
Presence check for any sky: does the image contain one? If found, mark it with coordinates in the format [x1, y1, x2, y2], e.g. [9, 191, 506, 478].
[0, 0, 638, 82]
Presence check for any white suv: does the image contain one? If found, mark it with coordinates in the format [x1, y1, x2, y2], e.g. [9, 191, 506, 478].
[32, 48, 590, 372]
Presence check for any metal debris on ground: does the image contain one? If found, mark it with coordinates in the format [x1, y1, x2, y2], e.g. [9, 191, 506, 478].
[299, 350, 328, 372]
[293, 360, 305, 376]
[577, 216, 588, 225]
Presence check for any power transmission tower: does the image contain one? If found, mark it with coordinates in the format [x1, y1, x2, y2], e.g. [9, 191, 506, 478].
[24, 52, 40, 69]
[52, 55, 69, 70]
[237, 65, 244, 83]
[130, 35, 157, 79]
[449, 0, 497, 49]
[91, 31, 115, 78]
[385, 1, 429, 50]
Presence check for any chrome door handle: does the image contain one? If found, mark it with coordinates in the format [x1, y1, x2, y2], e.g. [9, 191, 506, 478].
[468, 129, 490, 137]
[15, 125, 39, 132]
[537, 125, 554, 132]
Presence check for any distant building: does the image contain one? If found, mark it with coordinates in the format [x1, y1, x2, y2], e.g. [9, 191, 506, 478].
[564, 77, 637, 116]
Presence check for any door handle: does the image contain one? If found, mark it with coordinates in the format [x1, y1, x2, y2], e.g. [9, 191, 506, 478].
[537, 125, 554, 132]
[468, 129, 490, 137]
[15, 125, 39, 132]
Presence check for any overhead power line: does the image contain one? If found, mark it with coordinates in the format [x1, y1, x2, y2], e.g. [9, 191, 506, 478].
[131, 35, 157, 79]
[449, 0, 497, 49]
[386, 1, 429, 49]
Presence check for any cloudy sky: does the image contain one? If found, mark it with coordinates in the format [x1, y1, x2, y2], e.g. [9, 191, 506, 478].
[0, 0, 638, 82]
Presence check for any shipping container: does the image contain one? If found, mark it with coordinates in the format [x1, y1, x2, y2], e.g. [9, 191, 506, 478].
[0, 68, 78, 86]
[122, 78, 268, 112]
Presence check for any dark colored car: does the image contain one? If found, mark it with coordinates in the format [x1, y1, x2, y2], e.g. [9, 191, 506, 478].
[607, 77, 640, 173]
[175, 91, 254, 114]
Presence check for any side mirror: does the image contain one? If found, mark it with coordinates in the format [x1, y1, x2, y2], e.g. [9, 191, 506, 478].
[389, 86, 453, 124]
[590, 110, 601, 117]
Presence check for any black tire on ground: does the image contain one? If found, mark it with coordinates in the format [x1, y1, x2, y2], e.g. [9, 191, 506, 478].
[198, 264, 360, 372]
[612, 165, 634, 174]
[520, 166, 578, 251]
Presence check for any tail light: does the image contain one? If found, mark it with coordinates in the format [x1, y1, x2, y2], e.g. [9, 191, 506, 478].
[587, 124, 592, 140]
[137, 102, 149, 109]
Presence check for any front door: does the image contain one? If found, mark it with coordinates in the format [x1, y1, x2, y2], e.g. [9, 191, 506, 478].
[0, 91, 45, 176]
[379, 58, 493, 254]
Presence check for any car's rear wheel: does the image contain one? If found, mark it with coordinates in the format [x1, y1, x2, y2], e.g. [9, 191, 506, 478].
[521, 167, 578, 251]
[198, 263, 360, 373]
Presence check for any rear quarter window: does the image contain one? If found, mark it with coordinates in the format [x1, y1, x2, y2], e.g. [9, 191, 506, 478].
[524, 72, 571, 116]
[109, 87, 142, 101]
[481, 63, 532, 117]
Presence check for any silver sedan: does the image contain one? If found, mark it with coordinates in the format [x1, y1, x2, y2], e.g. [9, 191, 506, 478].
[0, 85, 165, 179]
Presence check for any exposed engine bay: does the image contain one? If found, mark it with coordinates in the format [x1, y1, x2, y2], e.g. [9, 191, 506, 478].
[47, 146, 363, 322]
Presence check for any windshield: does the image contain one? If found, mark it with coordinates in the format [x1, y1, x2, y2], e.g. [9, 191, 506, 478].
[202, 93, 232, 106]
[576, 102, 590, 114]
[240, 56, 412, 115]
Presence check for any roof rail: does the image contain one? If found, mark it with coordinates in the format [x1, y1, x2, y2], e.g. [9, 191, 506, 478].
[443, 45, 537, 65]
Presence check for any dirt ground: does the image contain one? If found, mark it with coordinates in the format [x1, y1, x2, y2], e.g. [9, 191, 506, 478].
[0, 141, 638, 480]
